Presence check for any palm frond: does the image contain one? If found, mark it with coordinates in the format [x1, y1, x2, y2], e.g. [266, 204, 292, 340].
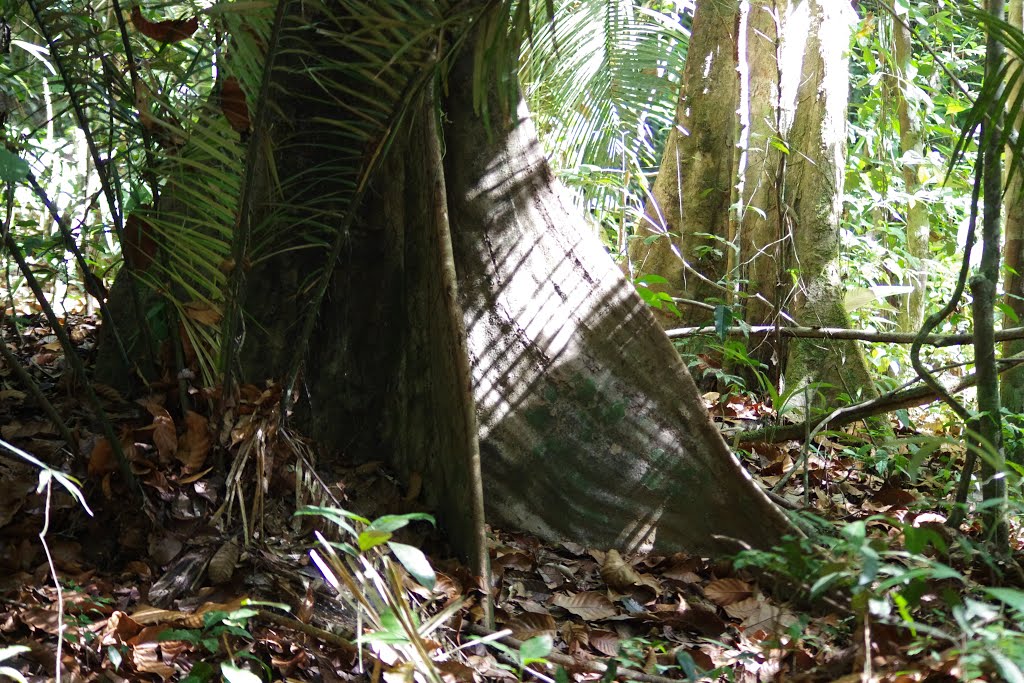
[521, 0, 689, 223]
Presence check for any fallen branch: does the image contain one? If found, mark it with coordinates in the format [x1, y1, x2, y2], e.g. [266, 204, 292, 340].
[665, 324, 1024, 347]
[732, 352, 1024, 444]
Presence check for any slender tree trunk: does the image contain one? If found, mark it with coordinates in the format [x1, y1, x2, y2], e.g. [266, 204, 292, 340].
[893, 10, 931, 334]
[628, 0, 739, 325]
[781, 0, 879, 410]
[736, 0, 789, 378]
[1001, 0, 1024, 467]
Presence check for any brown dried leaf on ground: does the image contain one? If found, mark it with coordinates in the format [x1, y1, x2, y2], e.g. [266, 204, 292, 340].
[141, 401, 177, 465]
[704, 577, 753, 606]
[177, 410, 211, 471]
[508, 612, 556, 641]
[600, 548, 644, 590]
[551, 591, 616, 620]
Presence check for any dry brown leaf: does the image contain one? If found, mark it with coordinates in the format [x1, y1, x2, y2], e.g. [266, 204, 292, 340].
[589, 629, 620, 657]
[508, 612, 556, 641]
[177, 410, 211, 471]
[183, 301, 223, 326]
[600, 548, 644, 590]
[704, 577, 753, 606]
[142, 402, 177, 464]
[208, 539, 240, 585]
[551, 591, 617, 620]
[131, 6, 198, 43]
[88, 437, 117, 477]
[723, 595, 762, 621]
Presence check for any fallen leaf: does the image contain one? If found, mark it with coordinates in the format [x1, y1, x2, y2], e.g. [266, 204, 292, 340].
[600, 548, 644, 590]
[704, 577, 753, 607]
[551, 591, 617, 620]
[177, 410, 211, 471]
[220, 76, 251, 133]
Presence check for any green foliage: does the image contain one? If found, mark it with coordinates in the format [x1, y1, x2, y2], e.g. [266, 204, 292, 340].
[521, 0, 690, 251]
[296, 506, 458, 682]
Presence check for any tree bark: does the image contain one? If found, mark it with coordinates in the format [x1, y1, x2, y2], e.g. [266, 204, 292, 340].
[628, 0, 739, 325]
[1002, 0, 1024, 466]
[893, 10, 931, 334]
[781, 0, 879, 411]
[98, 7, 797, 557]
[736, 0, 789, 376]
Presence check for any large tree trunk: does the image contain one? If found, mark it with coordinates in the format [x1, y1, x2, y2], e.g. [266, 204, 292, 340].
[98, 11, 796, 556]
[443, 58, 793, 555]
[736, 0, 789, 379]
[628, 0, 739, 325]
[781, 0, 878, 409]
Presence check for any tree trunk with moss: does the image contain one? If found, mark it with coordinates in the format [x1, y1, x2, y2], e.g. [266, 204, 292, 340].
[781, 0, 878, 410]
[736, 0, 789, 379]
[893, 8, 931, 334]
[628, 0, 739, 325]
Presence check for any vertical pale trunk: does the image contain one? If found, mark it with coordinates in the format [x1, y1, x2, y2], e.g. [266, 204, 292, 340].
[894, 12, 931, 333]
[782, 0, 878, 408]
[629, 0, 739, 324]
[1002, 0, 1024, 466]
[736, 0, 788, 375]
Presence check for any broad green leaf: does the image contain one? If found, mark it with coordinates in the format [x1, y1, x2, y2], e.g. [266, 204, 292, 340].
[358, 529, 392, 550]
[713, 305, 732, 342]
[0, 148, 29, 182]
[519, 634, 553, 665]
[369, 512, 435, 533]
[986, 587, 1024, 615]
[388, 541, 436, 590]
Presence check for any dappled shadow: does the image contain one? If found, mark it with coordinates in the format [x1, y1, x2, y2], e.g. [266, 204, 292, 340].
[443, 86, 794, 554]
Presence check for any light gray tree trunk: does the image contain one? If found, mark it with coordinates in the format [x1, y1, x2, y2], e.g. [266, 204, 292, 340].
[893, 9, 931, 334]
[736, 0, 789, 377]
[781, 0, 879, 409]
[628, 0, 739, 325]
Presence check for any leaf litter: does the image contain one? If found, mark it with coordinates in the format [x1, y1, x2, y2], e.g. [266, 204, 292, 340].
[0, 314, 1022, 681]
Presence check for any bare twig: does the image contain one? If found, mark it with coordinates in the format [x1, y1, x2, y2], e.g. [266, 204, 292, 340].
[666, 324, 1024, 346]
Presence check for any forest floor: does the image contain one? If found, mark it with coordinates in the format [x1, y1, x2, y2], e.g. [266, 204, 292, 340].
[1, 313, 1022, 682]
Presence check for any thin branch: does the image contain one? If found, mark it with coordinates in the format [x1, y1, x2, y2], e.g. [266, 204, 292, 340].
[666, 324, 1024, 346]
[733, 352, 1024, 445]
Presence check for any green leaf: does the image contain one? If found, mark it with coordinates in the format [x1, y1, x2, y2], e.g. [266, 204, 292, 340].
[519, 634, 553, 665]
[388, 541, 436, 590]
[986, 587, 1024, 615]
[358, 529, 393, 551]
[221, 663, 263, 683]
[360, 608, 409, 645]
[0, 148, 29, 182]
[635, 273, 669, 286]
[369, 512, 436, 533]
[713, 305, 733, 342]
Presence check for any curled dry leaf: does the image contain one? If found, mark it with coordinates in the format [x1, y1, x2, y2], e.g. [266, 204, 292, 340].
[723, 595, 762, 621]
[508, 612, 556, 642]
[183, 301, 223, 326]
[131, 7, 198, 44]
[551, 591, 617, 621]
[145, 403, 177, 465]
[704, 577, 753, 607]
[208, 539, 240, 585]
[88, 437, 117, 477]
[600, 548, 644, 591]
[177, 410, 211, 471]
